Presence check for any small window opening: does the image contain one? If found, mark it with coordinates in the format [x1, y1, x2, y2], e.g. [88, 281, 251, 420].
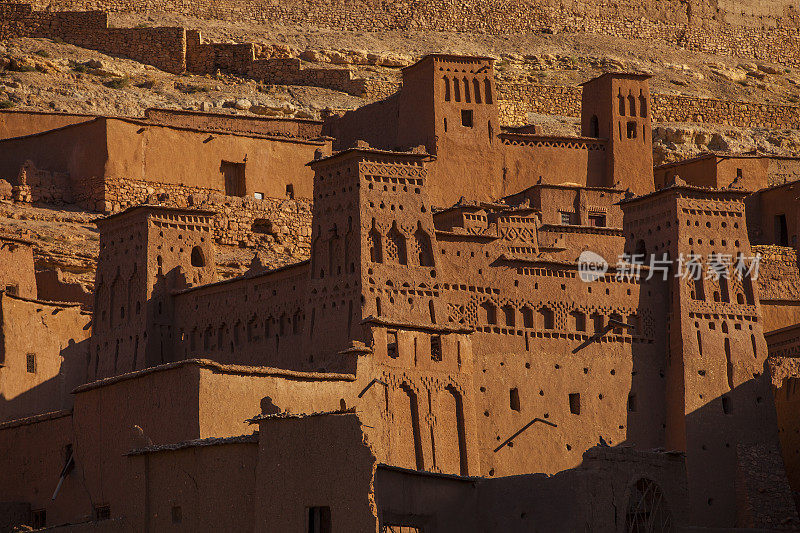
[588, 214, 606, 227]
[308, 506, 331, 533]
[4, 284, 18, 296]
[560, 212, 573, 225]
[776, 214, 788, 246]
[569, 393, 581, 415]
[172, 506, 182, 524]
[387, 330, 398, 359]
[461, 109, 474, 128]
[26, 353, 36, 374]
[510, 388, 521, 412]
[627, 121, 637, 139]
[191, 246, 205, 267]
[590, 115, 599, 137]
[286, 184, 295, 199]
[31, 510, 46, 529]
[94, 506, 111, 521]
[254, 192, 264, 200]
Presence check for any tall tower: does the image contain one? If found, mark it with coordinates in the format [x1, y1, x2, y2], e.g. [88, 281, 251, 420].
[621, 183, 786, 527]
[92, 206, 217, 379]
[581, 72, 654, 195]
[401, 54, 502, 205]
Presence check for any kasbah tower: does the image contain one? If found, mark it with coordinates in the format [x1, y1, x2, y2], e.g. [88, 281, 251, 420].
[4, 0, 800, 531]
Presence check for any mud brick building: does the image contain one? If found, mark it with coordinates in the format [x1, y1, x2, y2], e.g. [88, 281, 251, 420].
[4, 54, 800, 532]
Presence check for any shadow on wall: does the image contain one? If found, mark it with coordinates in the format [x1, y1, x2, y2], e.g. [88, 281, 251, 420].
[374, 443, 688, 533]
[0, 336, 91, 423]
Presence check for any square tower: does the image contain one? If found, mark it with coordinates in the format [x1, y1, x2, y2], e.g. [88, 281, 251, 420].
[92, 206, 217, 379]
[581, 73, 654, 195]
[621, 184, 784, 527]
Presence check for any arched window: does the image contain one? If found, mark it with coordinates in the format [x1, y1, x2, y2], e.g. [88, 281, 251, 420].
[463, 77, 471, 103]
[387, 223, 408, 265]
[502, 305, 515, 327]
[191, 246, 205, 267]
[443, 76, 451, 101]
[369, 219, 383, 263]
[454, 79, 461, 102]
[484, 78, 493, 104]
[539, 307, 554, 329]
[473, 78, 482, 103]
[639, 91, 648, 117]
[628, 94, 637, 116]
[413, 223, 434, 267]
[480, 301, 497, 325]
[618, 93, 625, 116]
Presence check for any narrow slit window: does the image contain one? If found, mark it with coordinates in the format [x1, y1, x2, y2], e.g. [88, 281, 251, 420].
[569, 393, 581, 415]
[510, 388, 521, 412]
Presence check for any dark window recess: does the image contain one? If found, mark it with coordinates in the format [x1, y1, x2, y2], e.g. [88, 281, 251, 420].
[628, 393, 637, 412]
[94, 506, 111, 521]
[510, 388, 521, 412]
[220, 160, 246, 197]
[626, 121, 637, 139]
[191, 246, 205, 268]
[252, 218, 274, 235]
[308, 506, 331, 533]
[5, 284, 18, 296]
[31, 510, 46, 529]
[172, 506, 182, 524]
[722, 396, 731, 415]
[560, 212, 573, 225]
[590, 115, 599, 137]
[26, 353, 36, 374]
[569, 393, 581, 415]
[286, 184, 295, 199]
[431, 335, 442, 362]
[461, 109, 474, 128]
[588, 214, 606, 227]
[387, 330, 398, 359]
[776, 214, 789, 246]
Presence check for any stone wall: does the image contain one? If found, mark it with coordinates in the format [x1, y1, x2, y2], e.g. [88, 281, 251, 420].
[104, 177, 312, 264]
[6, 0, 800, 68]
[0, 3, 186, 73]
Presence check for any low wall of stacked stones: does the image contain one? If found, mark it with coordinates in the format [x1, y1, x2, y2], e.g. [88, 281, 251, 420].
[7, 0, 800, 67]
[0, 3, 186, 73]
[104, 177, 312, 263]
